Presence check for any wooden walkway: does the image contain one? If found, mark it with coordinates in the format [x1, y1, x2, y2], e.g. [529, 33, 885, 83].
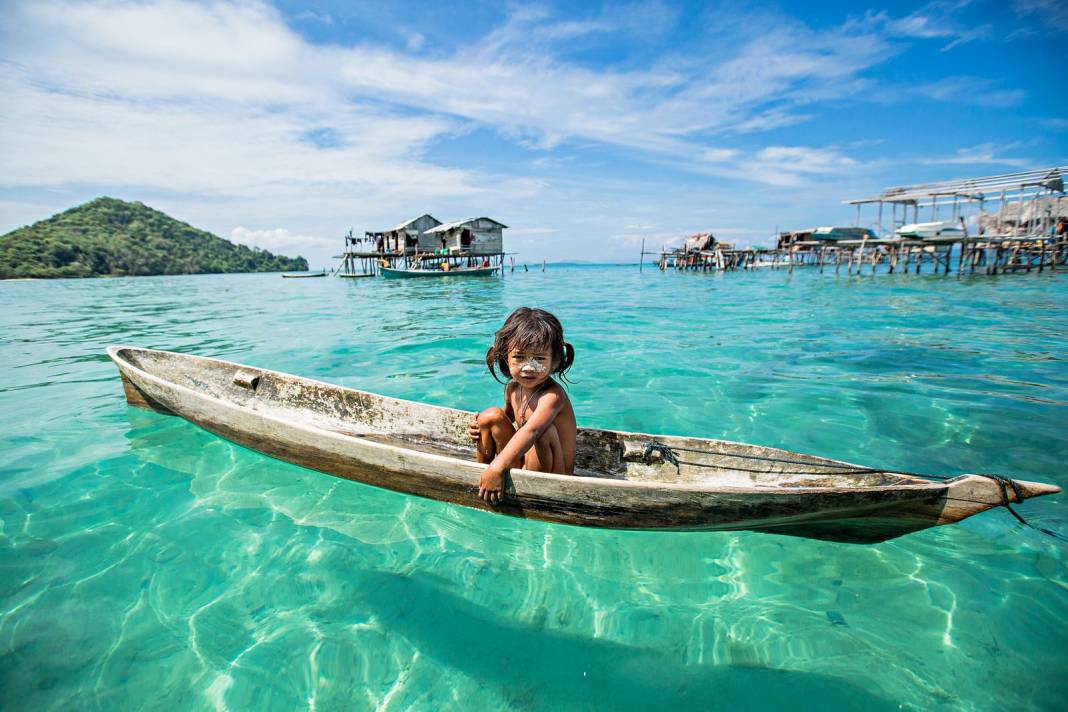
[657, 235, 1068, 276]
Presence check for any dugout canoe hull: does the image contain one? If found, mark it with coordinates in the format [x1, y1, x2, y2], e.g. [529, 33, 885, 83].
[106, 347, 1060, 544]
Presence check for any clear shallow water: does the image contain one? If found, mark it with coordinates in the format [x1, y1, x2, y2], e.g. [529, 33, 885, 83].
[1, 266, 1065, 711]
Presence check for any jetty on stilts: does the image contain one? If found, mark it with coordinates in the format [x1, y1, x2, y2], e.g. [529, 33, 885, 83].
[643, 167, 1068, 277]
[840, 166, 1068, 276]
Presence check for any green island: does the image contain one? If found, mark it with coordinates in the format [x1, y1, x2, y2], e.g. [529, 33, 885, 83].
[0, 197, 307, 279]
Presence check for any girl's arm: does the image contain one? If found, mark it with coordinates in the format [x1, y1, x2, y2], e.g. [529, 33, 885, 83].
[481, 390, 563, 483]
[503, 382, 515, 421]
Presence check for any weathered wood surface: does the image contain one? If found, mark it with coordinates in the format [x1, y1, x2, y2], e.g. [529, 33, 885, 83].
[106, 347, 1060, 543]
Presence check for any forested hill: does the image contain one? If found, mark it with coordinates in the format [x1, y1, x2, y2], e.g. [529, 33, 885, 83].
[0, 197, 308, 279]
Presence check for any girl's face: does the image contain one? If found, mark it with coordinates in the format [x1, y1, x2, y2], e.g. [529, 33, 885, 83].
[507, 345, 554, 388]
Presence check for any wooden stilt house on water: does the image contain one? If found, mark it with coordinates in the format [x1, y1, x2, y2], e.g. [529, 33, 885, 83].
[336, 215, 508, 278]
[423, 218, 506, 255]
[384, 214, 442, 254]
[656, 233, 751, 271]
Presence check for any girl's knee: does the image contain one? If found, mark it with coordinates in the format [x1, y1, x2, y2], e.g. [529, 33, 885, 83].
[477, 406, 508, 427]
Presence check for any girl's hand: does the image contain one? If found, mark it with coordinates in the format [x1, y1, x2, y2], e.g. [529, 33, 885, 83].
[468, 417, 480, 442]
[479, 465, 504, 504]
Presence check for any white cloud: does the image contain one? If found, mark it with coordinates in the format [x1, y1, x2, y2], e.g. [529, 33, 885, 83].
[755, 146, 856, 168]
[920, 143, 1030, 167]
[319, 6, 898, 162]
[1014, 0, 1068, 33]
[862, 3, 992, 50]
[906, 77, 1025, 107]
[702, 149, 741, 163]
[507, 227, 560, 236]
[230, 226, 335, 253]
[736, 146, 859, 186]
[294, 10, 333, 26]
[405, 32, 425, 51]
[0, 1, 477, 199]
[0, 0, 909, 201]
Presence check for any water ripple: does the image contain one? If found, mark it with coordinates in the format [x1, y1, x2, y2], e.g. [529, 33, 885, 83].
[1, 268, 1066, 710]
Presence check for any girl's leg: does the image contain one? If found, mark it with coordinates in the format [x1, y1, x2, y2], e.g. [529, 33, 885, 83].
[523, 424, 565, 474]
[476, 407, 517, 465]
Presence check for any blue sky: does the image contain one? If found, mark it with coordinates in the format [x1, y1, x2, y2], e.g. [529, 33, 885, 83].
[1, 0, 1065, 264]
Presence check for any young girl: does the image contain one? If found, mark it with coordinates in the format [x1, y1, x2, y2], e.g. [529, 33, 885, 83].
[469, 307, 577, 504]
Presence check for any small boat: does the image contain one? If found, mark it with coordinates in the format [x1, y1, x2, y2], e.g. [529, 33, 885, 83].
[895, 221, 965, 240]
[107, 347, 1060, 544]
[811, 226, 877, 241]
[281, 270, 327, 278]
[380, 265, 499, 279]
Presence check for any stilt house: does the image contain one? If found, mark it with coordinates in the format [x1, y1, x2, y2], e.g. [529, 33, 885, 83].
[683, 233, 716, 252]
[376, 214, 442, 254]
[423, 218, 507, 255]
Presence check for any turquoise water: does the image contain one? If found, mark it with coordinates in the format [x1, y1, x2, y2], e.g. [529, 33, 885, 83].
[1, 265, 1065, 711]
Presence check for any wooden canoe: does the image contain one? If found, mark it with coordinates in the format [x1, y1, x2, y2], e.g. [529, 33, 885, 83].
[380, 265, 499, 279]
[281, 271, 327, 278]
[107, 347, 1061, 543]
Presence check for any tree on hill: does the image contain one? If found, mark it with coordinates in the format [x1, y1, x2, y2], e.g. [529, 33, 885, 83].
[0, 197, 309, 279]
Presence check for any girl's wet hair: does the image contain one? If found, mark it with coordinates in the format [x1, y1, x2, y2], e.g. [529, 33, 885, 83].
[486, 307, 575, 383]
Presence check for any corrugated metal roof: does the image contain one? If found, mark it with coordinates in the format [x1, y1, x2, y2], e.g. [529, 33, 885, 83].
[390, 214, 441, 232]
[845, 167, 1066, 205]
[425, 217, 508, 233]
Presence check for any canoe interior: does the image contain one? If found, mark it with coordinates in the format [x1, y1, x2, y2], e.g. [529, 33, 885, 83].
[114, 347, 929, 492]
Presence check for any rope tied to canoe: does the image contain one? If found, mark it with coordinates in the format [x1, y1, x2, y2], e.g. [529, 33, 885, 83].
[975, 473, 1067, 542]
[642, 442, 680, 471]
[640, 440, 1064, 542]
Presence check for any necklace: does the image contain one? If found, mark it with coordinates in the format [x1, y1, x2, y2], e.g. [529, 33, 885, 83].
[516, 381, 547, 422]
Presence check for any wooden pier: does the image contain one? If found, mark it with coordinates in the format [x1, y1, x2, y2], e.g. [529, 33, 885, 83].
[646, 166, 1068, 278]
[655, 235, 1067, 276]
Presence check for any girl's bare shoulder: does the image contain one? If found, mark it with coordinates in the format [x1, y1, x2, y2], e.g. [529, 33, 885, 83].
[545, 379, 572, 404]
